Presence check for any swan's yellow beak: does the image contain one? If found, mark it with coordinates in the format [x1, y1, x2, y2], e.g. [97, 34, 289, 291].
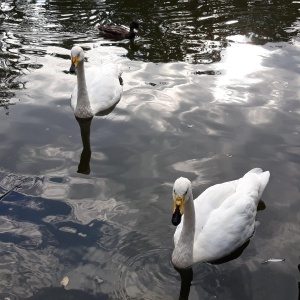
[70, 56, 79, 73]
[173, 194, 184, 214]
[172, 194, 184, 226]
[71, 56, 79, 67]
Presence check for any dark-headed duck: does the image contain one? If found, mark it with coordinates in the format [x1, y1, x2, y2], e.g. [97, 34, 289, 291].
[97, 21, 140, 40]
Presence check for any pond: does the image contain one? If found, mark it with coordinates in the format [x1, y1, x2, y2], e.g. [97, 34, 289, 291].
[0, 0, 300, 299]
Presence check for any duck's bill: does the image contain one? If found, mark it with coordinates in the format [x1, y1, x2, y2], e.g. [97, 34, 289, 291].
[172, 205, 182, 226]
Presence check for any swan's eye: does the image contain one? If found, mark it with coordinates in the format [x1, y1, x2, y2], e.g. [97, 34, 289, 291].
[173, 189, 175, 194]
[184, 190, 188, 195]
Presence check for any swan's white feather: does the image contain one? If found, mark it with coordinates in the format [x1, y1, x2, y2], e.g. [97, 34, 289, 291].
[71, 61, 122, 114]
[173, 168, 270, 264]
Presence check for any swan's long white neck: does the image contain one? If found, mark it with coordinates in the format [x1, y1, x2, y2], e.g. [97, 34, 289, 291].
[172, 192, 195, 269]
[75, 60, 93, 118]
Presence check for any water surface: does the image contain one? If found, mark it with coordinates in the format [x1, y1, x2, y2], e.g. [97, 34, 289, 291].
[0, 0, 300, 299]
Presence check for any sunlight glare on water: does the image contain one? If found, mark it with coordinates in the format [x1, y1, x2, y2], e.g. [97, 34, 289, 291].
[213, 41, 270, 104]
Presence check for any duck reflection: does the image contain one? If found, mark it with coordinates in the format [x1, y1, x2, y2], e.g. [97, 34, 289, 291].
[75, 104, 118, 175]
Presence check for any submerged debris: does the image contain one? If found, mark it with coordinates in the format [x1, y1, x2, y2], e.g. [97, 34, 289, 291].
[0, 178, 26, 201]
[262, 258, 285, 264]
[60, 276, 69, 287]
[94, 276, 104, 284]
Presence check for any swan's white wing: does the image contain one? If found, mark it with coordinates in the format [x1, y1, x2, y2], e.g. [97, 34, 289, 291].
[71, 62, 123, 114]
[193, 190, 258, 262]
[245, 168, 270, 199]
[193, 172, 265, 262]
[87, 63, 122, 113]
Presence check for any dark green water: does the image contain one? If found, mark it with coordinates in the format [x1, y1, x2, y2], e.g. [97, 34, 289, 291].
[0, 0, 300, 299]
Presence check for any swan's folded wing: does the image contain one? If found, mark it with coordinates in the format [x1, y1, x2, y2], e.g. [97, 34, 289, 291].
[193, 188, 259, 262]
[193, 179, 239, 231]
[85, 64, 123, 112]
[195, 179, 238, 208]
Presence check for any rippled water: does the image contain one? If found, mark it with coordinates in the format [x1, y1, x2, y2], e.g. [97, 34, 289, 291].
[0, 0, 300, 299]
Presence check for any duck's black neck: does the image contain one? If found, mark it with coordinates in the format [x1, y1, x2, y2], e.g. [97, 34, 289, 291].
[128, 29, 136, 39]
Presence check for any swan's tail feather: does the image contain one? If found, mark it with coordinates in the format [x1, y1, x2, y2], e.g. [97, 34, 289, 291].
[246, 168, 263, 175]
[257, 170, 270, 199]
[243, 168, 270, 198]
[237, 168, 270, 203]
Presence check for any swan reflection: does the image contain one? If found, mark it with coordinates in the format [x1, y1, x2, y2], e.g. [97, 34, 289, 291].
[175, 267, 193, 300]
[76, 116, 93, 174]
[75, 104, 119, 175]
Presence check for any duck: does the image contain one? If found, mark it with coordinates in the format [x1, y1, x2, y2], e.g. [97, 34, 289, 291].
[69, 46, 123, 118]
[171, 168, 270, 269]
[97, 21, 140, 40]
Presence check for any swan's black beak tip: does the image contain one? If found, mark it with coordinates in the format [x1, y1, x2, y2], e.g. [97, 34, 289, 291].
[69, 63, 76, 74]
[172, 206, 182, 226]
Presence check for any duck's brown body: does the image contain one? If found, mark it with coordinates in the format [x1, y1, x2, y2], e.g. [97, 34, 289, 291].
[97, 21, 139, 40]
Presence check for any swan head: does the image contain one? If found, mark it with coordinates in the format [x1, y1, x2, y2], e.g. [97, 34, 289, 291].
[70, 46, 84, 73]
[172, 177, 192, 226]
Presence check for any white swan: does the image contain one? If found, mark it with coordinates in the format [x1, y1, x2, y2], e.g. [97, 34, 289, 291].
[171, 168, 270, 269]
[70, 46, 123, 118]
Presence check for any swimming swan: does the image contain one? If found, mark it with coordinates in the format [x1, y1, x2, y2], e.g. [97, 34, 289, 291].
[171, 168, 270, 269]
[70, 46, 123, 118]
